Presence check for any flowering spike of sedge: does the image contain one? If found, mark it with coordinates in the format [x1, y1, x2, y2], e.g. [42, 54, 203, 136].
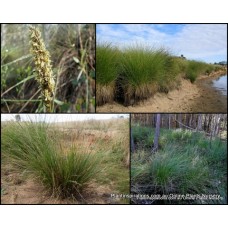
[29, 26, 55, 112]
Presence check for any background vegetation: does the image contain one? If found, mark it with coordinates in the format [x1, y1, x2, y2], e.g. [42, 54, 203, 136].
[1, 24, 95, 113]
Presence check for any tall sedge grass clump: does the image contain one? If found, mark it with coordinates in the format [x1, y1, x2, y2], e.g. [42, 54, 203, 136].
[119, 45, 179, 105]
[131, 143, 211, 202]
[29, 26, 55, 112]
[174, 57, 189, 74]
[96, 43, 119, 105]
[201, 137, 227, 168]
[119, 45, 158, 104]
[147, 149, 210, 194]
[185, 60, 216, 83]
[96, 42, 221, 106]
[132, 124, 152, 145]
[1, 121, 99, 198]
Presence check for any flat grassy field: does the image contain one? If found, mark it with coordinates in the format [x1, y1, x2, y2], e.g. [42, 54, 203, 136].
[1, 118, 130, 204]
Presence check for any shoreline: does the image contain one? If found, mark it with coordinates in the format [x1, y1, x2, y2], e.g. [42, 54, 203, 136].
[96, 70, 227, 113]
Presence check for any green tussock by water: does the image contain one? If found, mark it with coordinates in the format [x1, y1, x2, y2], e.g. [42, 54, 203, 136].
[97, 42, 222, 106]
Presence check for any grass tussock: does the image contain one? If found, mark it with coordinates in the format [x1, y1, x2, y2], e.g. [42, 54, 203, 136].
[96, 43, 119, 105]
[131, 126, 227, 204]
[96, 83, 115, 106]
[185, 60, 215, 83]
[1, 121, 99, 198]
[1, 118, 130, 203]
[97, 42, 225, 106]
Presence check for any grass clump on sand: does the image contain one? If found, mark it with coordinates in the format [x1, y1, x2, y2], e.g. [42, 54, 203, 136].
[1, 121, 99, 198]
[185, 60, 217, 83]
[96, 43, 119, 105]
[96, 43, 181, 106]
[119, 45, 179, 105]
[131, 126, 227, 204]
[97, 42, 224, 106]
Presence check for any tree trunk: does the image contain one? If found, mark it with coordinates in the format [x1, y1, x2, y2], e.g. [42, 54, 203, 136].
[178, 114, 182, 128]
[168, 114, 171, 129]
[208, 115, 212, 133]
[153, 114, 161, 153]
[189, 114, 192, 128]
[197, 114, 202, 131]
[214, 114, 221, 136]
[131, 126, 135, 153]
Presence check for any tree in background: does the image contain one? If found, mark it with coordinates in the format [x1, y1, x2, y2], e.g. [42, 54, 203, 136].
[153, 114, 161, 152]
[132, 114, 227, 138]
[197, 114, 202, 131]
[15, 114, 21, 122]
[131, 126, 135, 153]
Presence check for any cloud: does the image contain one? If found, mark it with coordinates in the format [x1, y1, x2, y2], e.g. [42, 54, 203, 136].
[97, 24, 168, 46]
[97, 24, 227, 62]
[1, 114, 129, 122]
[172, 24, 227, 61]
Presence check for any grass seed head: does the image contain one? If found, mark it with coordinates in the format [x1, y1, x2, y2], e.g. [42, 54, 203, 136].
[29, 26, 55, 112]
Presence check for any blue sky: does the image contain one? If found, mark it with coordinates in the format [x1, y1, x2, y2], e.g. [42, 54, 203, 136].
[97, 24, 227, 63]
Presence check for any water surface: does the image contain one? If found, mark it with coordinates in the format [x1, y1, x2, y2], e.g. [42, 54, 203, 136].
[212, 75, 227, 96]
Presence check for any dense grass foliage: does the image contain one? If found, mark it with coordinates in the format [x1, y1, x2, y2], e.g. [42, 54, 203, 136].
[96, 43, 119, 85]
[185, 60, 216, 82]
[96, 43, 119, 105]
[1, 122, 100, 198]
[97, 42, 223, 106]
[1, 119, 130, 203]
[97, 141, 129, 195]
[131, 125, 227, 204]
[119, 45, 180, 104]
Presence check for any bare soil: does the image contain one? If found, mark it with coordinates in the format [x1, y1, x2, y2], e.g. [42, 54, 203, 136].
[1, 172, 117, 204]
[96, 71, 227, 113]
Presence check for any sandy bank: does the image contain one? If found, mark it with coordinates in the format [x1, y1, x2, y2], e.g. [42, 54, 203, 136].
[96, 70, 227, 113]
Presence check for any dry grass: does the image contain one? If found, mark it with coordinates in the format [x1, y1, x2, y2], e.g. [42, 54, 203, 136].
[96, 83, 116, 106]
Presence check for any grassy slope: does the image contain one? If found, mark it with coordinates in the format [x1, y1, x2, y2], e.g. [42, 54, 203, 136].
[97, 43, 225, 106]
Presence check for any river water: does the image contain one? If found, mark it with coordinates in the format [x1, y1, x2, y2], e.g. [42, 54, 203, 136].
[212, 75, 227, 96]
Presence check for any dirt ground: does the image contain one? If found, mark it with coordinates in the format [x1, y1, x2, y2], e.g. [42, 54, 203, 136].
[1, 119, 129, 204]
[1, 171, 118, 204]
[96, 71, 227, 113]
